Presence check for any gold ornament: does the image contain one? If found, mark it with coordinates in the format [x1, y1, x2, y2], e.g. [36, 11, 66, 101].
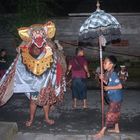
[18, 27, 31, 42]
[21, 46, 53, 76]
[44, 21, 56, 39]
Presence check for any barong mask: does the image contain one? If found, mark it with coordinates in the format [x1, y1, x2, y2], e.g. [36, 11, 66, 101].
[18, 21, 56, 42]
[30, 28, 46, 49]
[17, 21, 56, 76]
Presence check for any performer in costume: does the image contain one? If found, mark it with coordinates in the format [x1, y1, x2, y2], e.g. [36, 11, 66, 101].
[0, 21, 67, 126]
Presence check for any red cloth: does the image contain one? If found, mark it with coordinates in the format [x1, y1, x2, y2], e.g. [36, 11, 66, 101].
[56, 62, 62, 85]
[69, 56, 88, 78]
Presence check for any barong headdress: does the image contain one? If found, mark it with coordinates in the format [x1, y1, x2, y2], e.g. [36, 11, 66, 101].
[17, 21, 56, 76]
[18, 21, 56, 43]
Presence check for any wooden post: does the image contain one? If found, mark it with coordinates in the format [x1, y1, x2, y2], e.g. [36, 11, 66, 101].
[99, 35, 104, 128]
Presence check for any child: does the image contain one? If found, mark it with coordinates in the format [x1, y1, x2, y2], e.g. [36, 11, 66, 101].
[94, 55, 123, 138]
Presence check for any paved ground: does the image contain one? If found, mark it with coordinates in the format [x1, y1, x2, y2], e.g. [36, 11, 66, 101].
[0, 81, 140, 139]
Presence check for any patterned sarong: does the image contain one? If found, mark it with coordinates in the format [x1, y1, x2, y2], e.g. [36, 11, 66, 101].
[106, 102, 121, 128]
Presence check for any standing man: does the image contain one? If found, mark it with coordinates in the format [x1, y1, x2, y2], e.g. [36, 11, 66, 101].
[67, 47, 90, 109]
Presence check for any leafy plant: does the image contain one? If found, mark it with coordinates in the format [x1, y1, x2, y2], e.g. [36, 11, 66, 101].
[1, 0, 63, 45]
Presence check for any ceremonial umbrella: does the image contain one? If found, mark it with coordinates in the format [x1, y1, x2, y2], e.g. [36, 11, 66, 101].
[79, 1, 121, 128]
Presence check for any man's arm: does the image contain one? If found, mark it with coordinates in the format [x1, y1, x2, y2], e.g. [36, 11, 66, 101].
[84, 64, 90, 78]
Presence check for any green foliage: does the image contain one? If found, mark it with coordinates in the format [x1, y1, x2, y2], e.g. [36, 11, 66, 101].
[1, 0, 63, 45]
[17, 0, 63, 23]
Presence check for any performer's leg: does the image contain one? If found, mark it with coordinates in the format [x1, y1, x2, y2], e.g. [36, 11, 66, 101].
[26, 100, 37, 127]
[43, 104, 55, 125]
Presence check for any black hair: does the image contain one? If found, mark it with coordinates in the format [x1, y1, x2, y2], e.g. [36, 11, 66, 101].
[0, 49, 7, 54]
[75, 47, 84, 55]
[106, 55, 117, 66]
[0, 49, 6, 52]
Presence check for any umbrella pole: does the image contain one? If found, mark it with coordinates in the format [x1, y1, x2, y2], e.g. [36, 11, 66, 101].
[99, 36, 104, 128]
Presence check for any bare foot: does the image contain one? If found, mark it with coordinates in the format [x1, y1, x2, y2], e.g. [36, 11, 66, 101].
[92, 127, 106, 140]
[45, 119, 55, 125]
[25, 120, 33, 127]
[108, 123, 120, 134]
[108, 129, 120, 133]
[83, 105, 88, 109]
[72, 104, 77, 109]
[92, 132, 104, 140]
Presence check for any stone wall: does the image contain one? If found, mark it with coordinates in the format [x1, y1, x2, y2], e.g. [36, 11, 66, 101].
[0, 13, 140, 60]
[52, 13, 140, 60]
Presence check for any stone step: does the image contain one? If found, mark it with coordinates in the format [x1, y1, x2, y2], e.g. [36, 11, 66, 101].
[0, 121, 18, 140]
[14, 132, 140, 140]
[14, 133, 86, 140]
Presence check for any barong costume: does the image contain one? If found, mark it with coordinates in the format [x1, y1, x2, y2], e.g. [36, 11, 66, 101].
[0, 21, 67, 106]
